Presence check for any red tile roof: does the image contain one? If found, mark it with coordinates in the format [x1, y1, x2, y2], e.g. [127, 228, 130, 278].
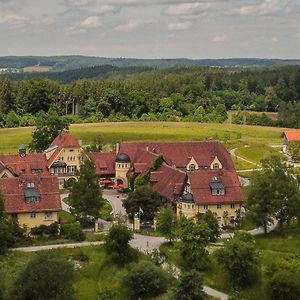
[120, 141, 234, 170]
[150, 164, 187, 201]
[189, 169, 244, 205]
[46, 132, 81, 167]
[0, 175, 62, 213]
[132, 149, 161, 175]
[89, 152, 116, 176]
[284, 130, 300, 142]
[0, 153, 48, 176]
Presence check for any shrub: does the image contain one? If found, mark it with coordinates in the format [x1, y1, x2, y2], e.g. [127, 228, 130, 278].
[60, 223, 85, 241]
[123, 261, 169, 298]
[73, 251, 89, 262]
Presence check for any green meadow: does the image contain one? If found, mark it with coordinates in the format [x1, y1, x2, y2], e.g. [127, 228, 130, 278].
[0, 122, 284, 155]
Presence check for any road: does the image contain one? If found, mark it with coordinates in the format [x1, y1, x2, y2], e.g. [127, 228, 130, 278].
[103, 189, 127, 216]
[11, 234, 166, 253]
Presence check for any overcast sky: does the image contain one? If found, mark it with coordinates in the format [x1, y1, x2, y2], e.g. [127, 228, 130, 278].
[0, 0, 300, 58]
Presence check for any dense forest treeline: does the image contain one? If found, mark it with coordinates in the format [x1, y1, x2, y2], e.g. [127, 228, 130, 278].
[0, 65, 300, 128]
[1, 56, 300, 71]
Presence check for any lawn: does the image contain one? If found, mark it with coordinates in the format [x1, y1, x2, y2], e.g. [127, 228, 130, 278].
[0, 122, 284, 155]
[235, 144, 284, 165]
[1, 245, 173, 300]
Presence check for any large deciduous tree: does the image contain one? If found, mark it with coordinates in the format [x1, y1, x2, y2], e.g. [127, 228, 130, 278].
[173, 270, 207, 300]
[247, 156, 300, 234]
[178, 218, 212, 271]
[123, 186, 161, 220]
[29, 109, 69, 152]
[196, 210, 220, 242]
[69, 157, 103, 224]
[216, 231, 260, 288]
[0, 191, 14, 255]
[13, 253, 75, 300]
[156, 207, 177, 244]
[104, 221, 136, 266]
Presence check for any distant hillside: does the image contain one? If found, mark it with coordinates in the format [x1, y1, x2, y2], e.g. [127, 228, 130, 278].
[3, 65, 152, 84]
[0, 56, 300, 72]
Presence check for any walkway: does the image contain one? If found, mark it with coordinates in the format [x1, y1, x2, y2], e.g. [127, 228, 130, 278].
[230, 146, 259, 167]
[103, 189, 127, 217]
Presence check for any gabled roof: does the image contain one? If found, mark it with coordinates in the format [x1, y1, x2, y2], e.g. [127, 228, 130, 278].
[150, 163, 187, 201]
[284, 130, 300, 142]
[132, 148, 160, 176]
[46, 132, 81, 167]
[89, 152, 116, 176]
[120, 141, 234, 170]
[189, 169, 244, 205]
[0, 175, 62, 213]
[0, 154, 48, 176]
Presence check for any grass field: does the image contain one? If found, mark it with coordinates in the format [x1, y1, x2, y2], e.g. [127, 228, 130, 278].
[235, 144, 284, 165]
[0, 122, 284, 154]
[0, 245, 173, 300]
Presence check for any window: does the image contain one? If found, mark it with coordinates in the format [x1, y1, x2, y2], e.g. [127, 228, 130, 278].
[213, 163, 219, 169]
[189, 164, 196, 171]
[31, 168, 42, 174]
[67, 165, 76, 174]
[30, 212, 36, 218]
[230, 203, 235, 209]
[44, 212, 53, 220]
[58, 178, 65, 186]
[27, 182, 34, 188]
[217, 204, 222, 209]
[204, 204, 208, 210]
[192, 205, 194, 209]
[188, 205, 190, 209]
[230, 216, 235, 220]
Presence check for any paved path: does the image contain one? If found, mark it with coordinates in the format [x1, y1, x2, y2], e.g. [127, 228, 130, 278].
[103, 190, 127, 217]
[11, 234, 166, 253]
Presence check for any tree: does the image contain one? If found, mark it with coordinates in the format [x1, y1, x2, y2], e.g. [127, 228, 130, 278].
[123, 186, 161, 220]
[123, 261, 169, 299]
[29, 109, 69, 152]
[104, 221, 136, 266]
[216, 231, 260, 288]
[69, 157, 103, 224]
[0, 77, 13, 114]
[13, 253, 75, 300]
[247, 156, 300, 233]
[288, 141, 300, 162]
[267, 270, 300, 300]
[173, 270, 207, 300]
[196, 210, 220, 242]
[156, 207, 177, 244]
[0, 192, 14, 255]
[178, 218, 212, 271]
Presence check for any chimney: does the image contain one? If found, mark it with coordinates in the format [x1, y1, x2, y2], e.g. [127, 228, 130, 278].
[116, 143, 120, 155]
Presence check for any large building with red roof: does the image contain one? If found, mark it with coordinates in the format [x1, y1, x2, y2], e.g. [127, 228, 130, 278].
[92, 141, 244, 226]
[0, 175, 61, 229]
[283, 130, 300, 154]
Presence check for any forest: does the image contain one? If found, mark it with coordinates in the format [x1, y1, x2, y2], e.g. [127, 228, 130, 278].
[0, 65, 300, 129]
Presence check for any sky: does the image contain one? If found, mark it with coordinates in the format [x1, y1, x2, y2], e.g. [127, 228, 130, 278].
[0, 0, 300, 59]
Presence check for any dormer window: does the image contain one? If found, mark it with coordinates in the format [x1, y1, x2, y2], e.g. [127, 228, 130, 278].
[189, 164, 196, 171]
[210, 181, 225, 196]
[24, 187, 40, 203]
[27, 182, 34, 188]
[213, 163, 220, 169]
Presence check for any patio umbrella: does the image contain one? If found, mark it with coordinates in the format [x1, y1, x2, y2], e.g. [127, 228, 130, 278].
[118, 184, 128, 188]
[102, 179, 111, 184]
[109, 184, 119, 189]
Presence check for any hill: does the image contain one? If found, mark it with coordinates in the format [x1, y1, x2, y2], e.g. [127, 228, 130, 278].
[0, 56, 300, 72]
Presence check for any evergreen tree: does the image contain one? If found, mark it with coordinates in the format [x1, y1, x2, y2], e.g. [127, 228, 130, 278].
[69, 156, 103, 223]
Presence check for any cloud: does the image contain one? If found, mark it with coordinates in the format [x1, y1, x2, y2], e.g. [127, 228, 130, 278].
[165, 2, 212, 16]
[80, 15, 102, 28]
[168, 21, 192, 30]
[271, 36, 278, 42]
[114, 19, 140, 32]
[229, 0, 293, 17]
[0, 13, 29, 28]
[212, 34, 228, 43]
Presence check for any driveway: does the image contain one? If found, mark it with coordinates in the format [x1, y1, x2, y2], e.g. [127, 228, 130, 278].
[103, 189, 127, 216]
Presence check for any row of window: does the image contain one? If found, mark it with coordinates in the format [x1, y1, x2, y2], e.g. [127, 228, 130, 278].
[188, 163, 221, 171]
[30, 212, 53, 220]
[117, 163, 129, 168]
[183, 203, 236, 210]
